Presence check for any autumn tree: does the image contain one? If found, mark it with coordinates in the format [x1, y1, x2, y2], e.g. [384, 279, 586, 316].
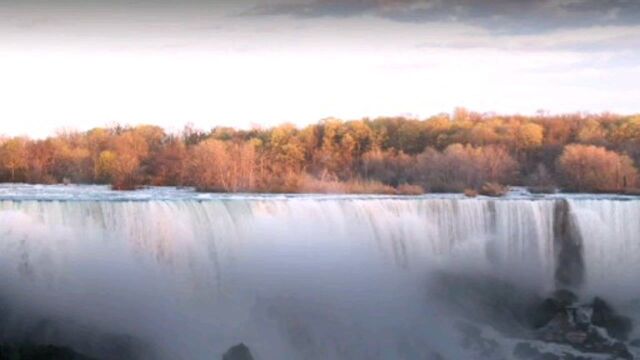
[511, 122, 544, 152]
[317, 119, 344, 179]
[423, 115, 453, 149]
[107, 130, 150, 189]
[188, 139, 233, 192]
[610, 116, 640, 146]
[49, 134, 91, 183]
[361, 149, 415, 186]
[557, 144, 637, 192]
[85, 128, 112, 181]
[413, 144, 518, 192]
[96, 150, 118, 183]
[577, 119, 607, 145]
[0, 138, 28, 181]
[263, 124, 306, 190]
[26, 140, 57, 183]
[149, 137, 187, 186]
[0, 111, 639, 194]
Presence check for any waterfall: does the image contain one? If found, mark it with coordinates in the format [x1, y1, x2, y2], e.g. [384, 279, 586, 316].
[0, 194, 638, 359]
[0, 199, 559, 290]
[568, 199, 640, 298]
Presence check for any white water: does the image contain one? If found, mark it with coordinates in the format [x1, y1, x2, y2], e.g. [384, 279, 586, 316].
[0, 185, 638, 359]
[569, 199, 640, 298]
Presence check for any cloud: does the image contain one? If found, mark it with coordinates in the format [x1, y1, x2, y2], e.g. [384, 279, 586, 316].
[416, 24, 640, 53]
[248, 0, 640, 33]
[2, 0, 639, 57]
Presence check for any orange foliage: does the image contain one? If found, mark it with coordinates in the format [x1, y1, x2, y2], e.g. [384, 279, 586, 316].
[0, 112, 640, 194]
[413, 144, 518, 192]
[557, 144, 637, 192]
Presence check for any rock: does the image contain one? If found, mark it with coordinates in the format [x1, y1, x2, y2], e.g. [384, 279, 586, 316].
[629, 338, 640, 347]
[591, 297, 633, 340]
[553, 200, 584, 288]
[0, 343, 93, 360]
[571, 306, 591, 328]
[527, 292, 636, 360]
[530, 298, 563, 329]
[575, 329, 632, 359]
[529, 289, 579, 329]
[563, 355, 594, 360]
[610, 342, 634, 360]
[552, 289, 578, 306]
[222, 343, 254, 360]
[564, 331, 588, 344]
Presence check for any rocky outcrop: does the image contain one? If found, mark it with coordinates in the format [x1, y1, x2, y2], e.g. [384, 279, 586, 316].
[527, 290, 633, 359]
[553, 201, 584, 289]
[0, 343, 94, 360]
[529, 289, 578, 329]
[591, 297, 633, 341]
[222, 343, 254, 360]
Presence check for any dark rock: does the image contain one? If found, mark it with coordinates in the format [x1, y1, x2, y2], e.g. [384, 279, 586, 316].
[629, 338, 640, 347]
[551, 289, 578, 306]
[94, 333, 155, 360]
[610, 342, 634, 360]
[564, 331, 588, 344]
[591, 297, 633, 341]
[530, 298, 564, 329]
[538, 311, 574, 343]
[0, 343, 94, 360]
[563, 355, 594, 360]
[222, 343, 254, 360]
[573, 329, 632, 359]
[529, 289, 579, 329]
[427, 351, 445, 360]
[553, 200, 584, 288]
[528, 292, 636, 360]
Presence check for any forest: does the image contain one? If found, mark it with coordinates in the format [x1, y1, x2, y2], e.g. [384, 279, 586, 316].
[1, 109, 640, 195]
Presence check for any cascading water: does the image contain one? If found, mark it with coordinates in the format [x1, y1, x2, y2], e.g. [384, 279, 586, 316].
[568, 199, 640, 299]
[0, 185, 638, 359]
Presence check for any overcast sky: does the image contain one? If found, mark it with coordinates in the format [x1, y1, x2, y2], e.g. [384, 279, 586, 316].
[1, 0, 639, 137]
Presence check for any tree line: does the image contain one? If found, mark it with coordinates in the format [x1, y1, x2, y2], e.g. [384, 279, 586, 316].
[1, 109, 640, 194]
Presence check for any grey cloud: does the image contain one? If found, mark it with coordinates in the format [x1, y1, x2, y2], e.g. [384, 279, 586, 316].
[411, 24, 640, 60]
[3, 0, 640, 55]
[246, 0, 381, 18]
[6, 0, 640, 34]
[248, 0, 640, 33]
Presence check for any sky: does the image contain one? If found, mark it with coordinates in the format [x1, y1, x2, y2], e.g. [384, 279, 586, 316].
[0, 0, 639, 137]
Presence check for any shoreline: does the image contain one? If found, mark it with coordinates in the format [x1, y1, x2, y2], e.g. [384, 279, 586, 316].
[0, 183, 638, 202]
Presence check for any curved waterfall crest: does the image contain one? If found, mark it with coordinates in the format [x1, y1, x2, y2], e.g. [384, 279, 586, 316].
[0, 198, 561, 280]
[0, 197, 634, 292]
